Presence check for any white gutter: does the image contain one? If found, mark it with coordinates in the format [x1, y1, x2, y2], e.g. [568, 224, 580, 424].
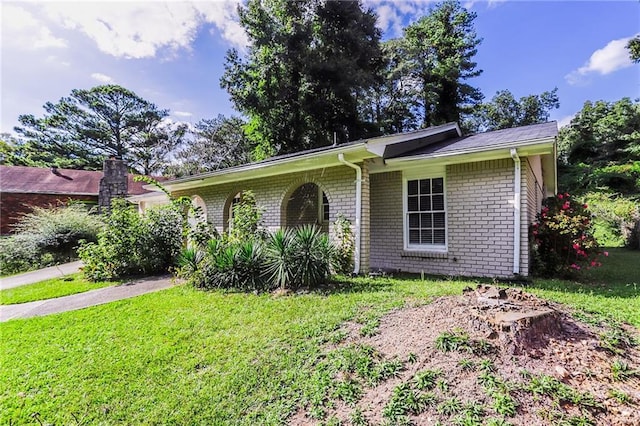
[338, 154, 361, 275]
[510, 148, 521, 275]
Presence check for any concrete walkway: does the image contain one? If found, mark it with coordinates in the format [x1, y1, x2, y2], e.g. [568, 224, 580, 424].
[0, 261, 83, 290]
[0, 275, 176, 322]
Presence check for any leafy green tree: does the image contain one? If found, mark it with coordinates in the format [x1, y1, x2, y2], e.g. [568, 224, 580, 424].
[14, 85, 182, 173]
[168, 115, 255, 177]
[359, 39, 420, 135]
[129, 117, 188, 175]
[221, 0, 382, 155]
[627, 35, 640, 63]
[466, 88, 559, 132]
[386, 0, 483, 129]
[558, 98, 640, 195]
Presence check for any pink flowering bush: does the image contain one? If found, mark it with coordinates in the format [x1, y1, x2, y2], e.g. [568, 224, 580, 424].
[532, 192, 606, 277]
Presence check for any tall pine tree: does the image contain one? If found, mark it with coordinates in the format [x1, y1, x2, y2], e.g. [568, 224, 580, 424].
[221, 0, 382, 156]
[385, 0, 483, 128]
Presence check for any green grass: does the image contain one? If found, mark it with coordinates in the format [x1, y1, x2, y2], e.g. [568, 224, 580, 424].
[527, 248, 640, 327]
[0, 274, 117, 305]
[1, 249, 638, 424]
[0, 276, 469, 425]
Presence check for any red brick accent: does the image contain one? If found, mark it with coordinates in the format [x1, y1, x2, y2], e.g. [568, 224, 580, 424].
[0, 193, 97, 235]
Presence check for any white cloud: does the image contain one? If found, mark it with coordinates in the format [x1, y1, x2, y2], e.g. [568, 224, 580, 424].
[565, 35, 636, 85]
[173, 111, 193, 117]
[557, 114, 575, 129]
[36, 1, 247, 59]
[1, 4, 67, 50]
[91, 72, 114, 83]
[45, 55, 71, 68]
[365, 0, 434, 37]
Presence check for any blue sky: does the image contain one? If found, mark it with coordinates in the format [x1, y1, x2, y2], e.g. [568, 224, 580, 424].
[1, 0, 638, 136]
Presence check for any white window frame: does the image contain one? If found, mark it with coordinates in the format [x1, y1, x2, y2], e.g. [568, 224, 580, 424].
[317, 187, 329, 224]
[402, 170, 448, 252]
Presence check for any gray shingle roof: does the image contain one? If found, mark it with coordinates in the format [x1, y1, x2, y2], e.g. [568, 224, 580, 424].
[389, 121, 557, 159]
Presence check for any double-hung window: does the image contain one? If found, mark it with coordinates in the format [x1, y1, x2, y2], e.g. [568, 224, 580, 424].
[405, 176, 447, 251]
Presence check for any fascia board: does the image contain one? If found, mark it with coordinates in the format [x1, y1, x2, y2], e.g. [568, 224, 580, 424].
[127, 192, 170, 202]
[364, 123, 461, 157]
[163, 144, 372, 192]
[383, 138, 555, 167]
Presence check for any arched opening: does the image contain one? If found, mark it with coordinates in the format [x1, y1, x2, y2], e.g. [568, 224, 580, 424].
[284, 182, 329, 232]
[223, 190, 245, 233]
[188, 195, 207, 228]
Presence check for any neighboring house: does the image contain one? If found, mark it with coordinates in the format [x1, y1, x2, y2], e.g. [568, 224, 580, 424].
[0, 159, 162, 234]
[138, 122, 558, 278]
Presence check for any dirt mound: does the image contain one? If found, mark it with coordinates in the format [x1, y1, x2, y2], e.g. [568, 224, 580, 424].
[290, 285, 640, 425]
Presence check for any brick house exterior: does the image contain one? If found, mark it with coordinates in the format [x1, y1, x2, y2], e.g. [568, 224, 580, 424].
[142, 122, 557, 278]
[0, 161, 161, 234]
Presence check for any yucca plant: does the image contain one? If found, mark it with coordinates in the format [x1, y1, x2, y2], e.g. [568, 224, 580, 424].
[265, 228, 296, 290]
[293, 225, 333, 288]
[211, 244, 240, 289]
[177, 247, 204, 276]
[235, 240, 267, 291]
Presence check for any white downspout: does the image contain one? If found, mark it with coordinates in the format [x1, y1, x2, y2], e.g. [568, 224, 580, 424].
[510, 148, 521, 275]
[338, 153, 361, 275]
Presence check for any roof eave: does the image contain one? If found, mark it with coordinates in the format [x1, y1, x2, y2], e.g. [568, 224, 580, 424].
[162, 142, 371, 192]
[384, 136, 556, 165]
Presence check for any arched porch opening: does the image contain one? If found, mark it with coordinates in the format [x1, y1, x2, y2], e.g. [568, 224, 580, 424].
[222, 190, 244, 233]
[282, 182, 330, 232]
[188, 195, 208, 229]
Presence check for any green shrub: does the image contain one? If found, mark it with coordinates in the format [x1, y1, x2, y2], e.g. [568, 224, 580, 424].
[292, 225, 334, 288]
[228, 190, 266, 243]
[0, 203, 102, 275]
[0, 234, 52, 275]
[582, 192, 640, 249]
[333, 213, 354, 274]
[79, 199, 183, 281]
[181, 225, 335, 292]
[532, 193, 604, 277]
[264, 228, 296, 290]
[235, 240, 267, 291]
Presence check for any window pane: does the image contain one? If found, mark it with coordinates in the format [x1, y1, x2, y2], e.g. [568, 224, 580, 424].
[409, 230, 420, 244]
[432, 178, 444, 194]
[421, 229, 433, 244]
[432, 194, 444, 211]
[419, 179, 430, 195]
[409, 213, 420, 228]
[408, 196, 418, 211]
[434, 212, 446, 228]
[434, 229, 446, 244]
[419, 195, 431, 211]
[421, 213, 432, 229]
[408, 180, 418, 195]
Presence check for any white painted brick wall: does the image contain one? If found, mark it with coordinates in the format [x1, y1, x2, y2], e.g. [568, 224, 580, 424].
[370, 158, 532, 278]
[173, 164, 369, 271]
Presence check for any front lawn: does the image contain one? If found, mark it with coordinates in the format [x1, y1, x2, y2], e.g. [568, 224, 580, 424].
[1, 249, 638, 424]
[527, 247, 640, 326]
[1, 277, 465, 425]
[0, 274, 117, 305]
